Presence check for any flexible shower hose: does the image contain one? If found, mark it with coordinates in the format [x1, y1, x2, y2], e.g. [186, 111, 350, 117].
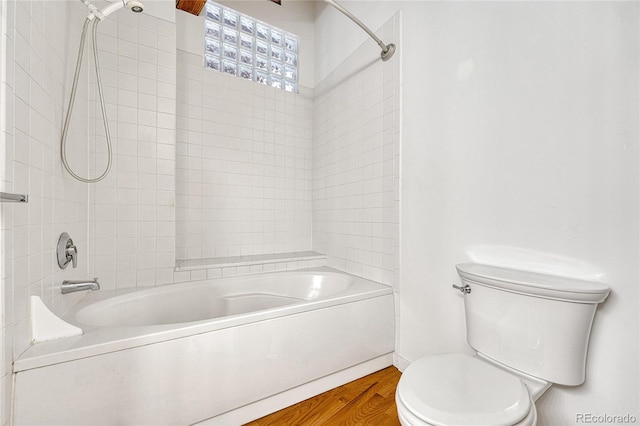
[60, 17, 112, 183]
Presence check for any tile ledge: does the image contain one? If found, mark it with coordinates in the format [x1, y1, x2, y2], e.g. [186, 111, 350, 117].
[175, 251, 326, 272]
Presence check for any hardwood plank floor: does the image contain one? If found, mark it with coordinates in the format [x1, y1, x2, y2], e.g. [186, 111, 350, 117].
[245, 367, 402, 426]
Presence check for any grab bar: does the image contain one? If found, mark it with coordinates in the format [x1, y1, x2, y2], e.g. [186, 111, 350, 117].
[0, 192, 28, 203]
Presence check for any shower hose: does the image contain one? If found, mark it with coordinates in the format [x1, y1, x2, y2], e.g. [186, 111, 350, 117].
[60, 16, 112, 183]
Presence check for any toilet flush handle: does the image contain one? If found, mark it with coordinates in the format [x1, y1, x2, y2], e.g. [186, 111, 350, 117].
[452, 284, 471, 294]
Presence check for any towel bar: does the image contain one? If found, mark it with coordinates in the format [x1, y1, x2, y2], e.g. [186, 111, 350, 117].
[0, 192, 28, 203]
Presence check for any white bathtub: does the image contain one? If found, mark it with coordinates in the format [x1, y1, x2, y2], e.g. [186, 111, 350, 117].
[13, 267, 395, 425]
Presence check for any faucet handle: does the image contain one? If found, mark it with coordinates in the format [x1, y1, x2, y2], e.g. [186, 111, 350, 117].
[452, 284, 471, 294]
[66, 244, 78, 268]
[57, 232, 78, 269]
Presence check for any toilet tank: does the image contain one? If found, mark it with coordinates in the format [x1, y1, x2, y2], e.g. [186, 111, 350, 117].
[456, 263, 610, 386]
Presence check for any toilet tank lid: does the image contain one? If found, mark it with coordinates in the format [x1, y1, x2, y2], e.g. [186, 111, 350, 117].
[456, 263, 610, 303]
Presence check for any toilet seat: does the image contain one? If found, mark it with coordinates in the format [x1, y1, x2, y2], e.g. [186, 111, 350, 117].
[396, 398, 536, 426]
[396, 353, 536, 426]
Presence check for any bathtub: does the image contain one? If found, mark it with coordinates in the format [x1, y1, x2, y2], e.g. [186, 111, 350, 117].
[13, 267, 395, 425]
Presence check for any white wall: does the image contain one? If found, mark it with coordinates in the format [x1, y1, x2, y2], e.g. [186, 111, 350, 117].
[313, 0, 400, 86]
[89, 1, 178, 289]
[399, 2, 639, 425]
[175, 50, 313, 259]
[1, 0, 178, 422]
[175, 3, 315, 260]
[0, 1, 92, 423]
[312, 13, 400, 287]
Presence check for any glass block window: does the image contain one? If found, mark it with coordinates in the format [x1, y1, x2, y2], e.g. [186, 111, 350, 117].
[204, 0, 299, 93]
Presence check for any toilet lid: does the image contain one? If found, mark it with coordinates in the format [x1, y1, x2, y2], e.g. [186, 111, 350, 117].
[397, 353, 532, 426]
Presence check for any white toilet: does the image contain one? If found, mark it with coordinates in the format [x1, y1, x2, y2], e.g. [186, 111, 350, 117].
[396, 262, 610, 426]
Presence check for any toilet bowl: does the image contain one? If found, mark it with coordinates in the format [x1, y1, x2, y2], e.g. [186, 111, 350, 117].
[395, 353, 543, 426]
[395, 263, 610, 426]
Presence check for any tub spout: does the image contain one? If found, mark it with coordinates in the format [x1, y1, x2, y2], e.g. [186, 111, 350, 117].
[62, 278, 100, 294]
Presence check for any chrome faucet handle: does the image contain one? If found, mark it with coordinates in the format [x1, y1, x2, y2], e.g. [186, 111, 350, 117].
[452, 284, 471, 294]
[57, 232, 78, 269]
[66, 245, 78, 268]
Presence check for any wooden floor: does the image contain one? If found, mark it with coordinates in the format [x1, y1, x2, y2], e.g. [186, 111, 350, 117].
[245, 367, 402, 426]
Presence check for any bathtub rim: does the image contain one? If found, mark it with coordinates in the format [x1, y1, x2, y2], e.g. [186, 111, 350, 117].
[70, 268, 359, 328]
[15, 267, 392, 373]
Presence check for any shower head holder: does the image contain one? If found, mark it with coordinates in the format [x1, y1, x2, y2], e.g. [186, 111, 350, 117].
[80, 0, 144, 20]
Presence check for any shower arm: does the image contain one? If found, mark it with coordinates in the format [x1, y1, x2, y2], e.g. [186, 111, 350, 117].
[324, 0, 395, 61]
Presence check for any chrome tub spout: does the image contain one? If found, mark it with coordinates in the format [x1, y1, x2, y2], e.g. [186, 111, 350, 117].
[62, 278, 100, 294]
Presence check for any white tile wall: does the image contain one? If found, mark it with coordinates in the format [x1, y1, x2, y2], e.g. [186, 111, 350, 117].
[173, 250, 326, 281]
[1, 1, 91, 424]
[175, 50, 313, 260]
[89, 10, 177, 290]
[312, 15, 400, 288]
[6, 0, 91, 348]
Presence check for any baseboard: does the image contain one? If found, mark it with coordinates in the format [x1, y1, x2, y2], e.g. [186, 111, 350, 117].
[394, 354, 411, 372]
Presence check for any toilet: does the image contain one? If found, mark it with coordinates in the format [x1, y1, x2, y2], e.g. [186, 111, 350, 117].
[396, 262, 610, 426]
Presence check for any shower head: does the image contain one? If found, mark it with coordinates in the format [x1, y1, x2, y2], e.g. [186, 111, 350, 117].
[94, 0, 144, 20]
